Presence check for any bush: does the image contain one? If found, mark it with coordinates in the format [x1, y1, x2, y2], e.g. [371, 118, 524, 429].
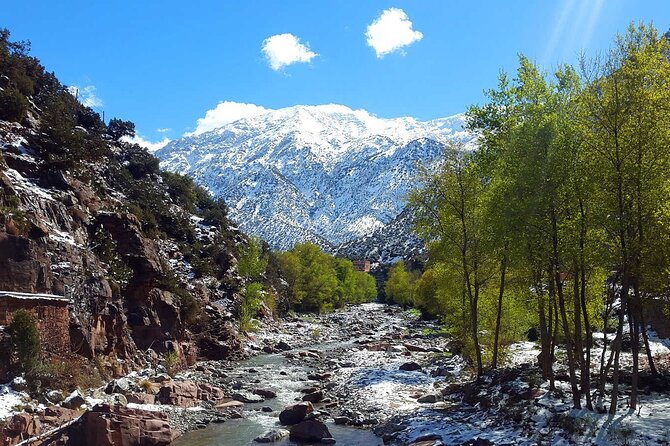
[163, 351, 180, 377]
[8, 309, 40, 373]
[28, 357, 103, 394]
[0, 87, 29, 121]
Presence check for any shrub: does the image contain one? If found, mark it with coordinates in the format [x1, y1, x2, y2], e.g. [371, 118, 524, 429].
[163, 351, 180, 377]
[28, 357, 103, 394]
[8, 309, 40, 373]
[0, 87, 29, 122]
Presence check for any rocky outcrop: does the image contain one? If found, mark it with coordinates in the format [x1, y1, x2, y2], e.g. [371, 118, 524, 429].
[57, 404, 179, 446]
[0, 232, 51, 293]
[1, 413, 41, 446]
[156, 380, 225, 408]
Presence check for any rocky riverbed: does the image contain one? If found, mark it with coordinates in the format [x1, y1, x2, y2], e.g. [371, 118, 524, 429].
[2, 303, 669, 446]
[173, 302, 670, 446]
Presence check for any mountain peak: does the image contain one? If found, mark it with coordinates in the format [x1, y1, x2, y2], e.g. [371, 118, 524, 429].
[157, 104, 474, 252]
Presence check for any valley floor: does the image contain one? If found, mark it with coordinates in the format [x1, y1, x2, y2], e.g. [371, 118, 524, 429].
[2, 303, 669, 445]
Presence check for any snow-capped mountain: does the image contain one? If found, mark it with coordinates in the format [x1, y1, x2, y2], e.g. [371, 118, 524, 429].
[157, 104, 473, 253]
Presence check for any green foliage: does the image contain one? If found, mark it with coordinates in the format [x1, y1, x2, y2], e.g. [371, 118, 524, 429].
[0, 87, 29, 121]
[8, 309, 40, 374]
[278, 243, 377, 313]
[384, 261, 416, 308]
[28, 357, 104, 394]
[92, 227, 133, 286]
[238, 237, 268, 281]
[240, 282, 264, 333]
[163, 351, 180, 377]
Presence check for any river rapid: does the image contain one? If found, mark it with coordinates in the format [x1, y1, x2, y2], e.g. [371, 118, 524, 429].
[172, 303, 460, 445]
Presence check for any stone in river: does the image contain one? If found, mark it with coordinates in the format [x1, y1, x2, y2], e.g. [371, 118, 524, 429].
[275, 341, 293, 351]
[289, 420, 334, 443]
[254, 388, 278, 399]
[254, 429, 290, 443]
[399, 361, 422, 371]
[279, 401, 314, 425]
[417, 393, 440, 403]
[302, 391, 324, 403]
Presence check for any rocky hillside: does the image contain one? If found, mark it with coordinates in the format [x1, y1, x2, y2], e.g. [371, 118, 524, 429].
[0, 31, 265, 381]
[157, 105, 474, 256]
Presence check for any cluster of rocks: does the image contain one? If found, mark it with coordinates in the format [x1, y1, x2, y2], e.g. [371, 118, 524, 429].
[0, 369, 233, 446]
[268, 401, 336, 444]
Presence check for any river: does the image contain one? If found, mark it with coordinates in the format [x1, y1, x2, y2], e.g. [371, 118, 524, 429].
[171, 303, 453, 445]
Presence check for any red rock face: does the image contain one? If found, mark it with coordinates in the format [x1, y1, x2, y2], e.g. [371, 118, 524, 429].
[1, 413, 41, 446]
[156, 380, 226, 407]
[0, 233, 51, 293]
[0, 296, 70, 354]
[64, 404, 179, 446]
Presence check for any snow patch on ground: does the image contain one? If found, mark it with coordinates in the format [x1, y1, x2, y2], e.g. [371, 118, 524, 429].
[0, 385, 28, 420]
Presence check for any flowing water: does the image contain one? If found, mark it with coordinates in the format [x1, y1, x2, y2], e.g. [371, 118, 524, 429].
[172, 303, 452, 445]
[172, 336, 385, 445]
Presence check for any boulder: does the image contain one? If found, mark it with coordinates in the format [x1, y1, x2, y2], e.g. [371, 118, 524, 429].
[105, 377, 132, 394]
[126, 392, 156, 405]
[333, 416, 351, 425]
[216, 400, 245, 409]
[46, 390, 65, 404]
[62, 389, 86, 410]
[302, 390, 324, 403]
[275, 341, 293, 351]
[197, 383, 226, 404]
[289, 420, 334, 443]
[403, 343, 429, 352]
[279, 401, 314, 425]
[156, 381, 199, 407]
[417, 393, 440, 404]
[399, 362, 422, 371]
[40, 406, 80, 426]
[253, 388, 278, 399]
[232, 392, 264, 403]
[5, 413, 40, 438]
[254, 429, 290, 443]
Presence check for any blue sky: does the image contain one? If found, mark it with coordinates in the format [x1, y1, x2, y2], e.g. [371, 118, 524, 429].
[4, 1, 669, 147]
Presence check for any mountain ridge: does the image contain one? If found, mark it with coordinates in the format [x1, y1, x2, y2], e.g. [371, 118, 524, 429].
[157, 104, 474, 254]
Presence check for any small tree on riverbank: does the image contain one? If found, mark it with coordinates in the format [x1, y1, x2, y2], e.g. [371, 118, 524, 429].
[8, 309, 41, 374]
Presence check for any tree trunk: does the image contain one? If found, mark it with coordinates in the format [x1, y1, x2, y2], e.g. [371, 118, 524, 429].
[492, 250, 508, 369]
[609, 286, 628, 415]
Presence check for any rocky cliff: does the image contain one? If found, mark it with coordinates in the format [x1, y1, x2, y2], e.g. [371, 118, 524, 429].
[0, 115, 253, 376]
[0, 32, 265, 381]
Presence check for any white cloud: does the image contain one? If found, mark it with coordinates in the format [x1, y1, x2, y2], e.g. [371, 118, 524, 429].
[366, 8, 423, 58]
[67, 85, 103, 108]
[156, 127, 171, 133]
[122, 134, 171, 153]
[188, 101, 272, 136]
[261, 33, 318, 71]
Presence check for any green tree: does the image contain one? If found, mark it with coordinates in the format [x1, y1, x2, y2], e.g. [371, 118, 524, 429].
[238, 237, 269, 332]
[0, 87, 29, 121]
[9, 309, 40, 373]
[107, 118, 136, 140]
[384, 261, 414, 308]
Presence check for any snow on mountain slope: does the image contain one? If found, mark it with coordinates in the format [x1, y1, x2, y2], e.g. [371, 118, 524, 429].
[157, 104, 473, 252]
